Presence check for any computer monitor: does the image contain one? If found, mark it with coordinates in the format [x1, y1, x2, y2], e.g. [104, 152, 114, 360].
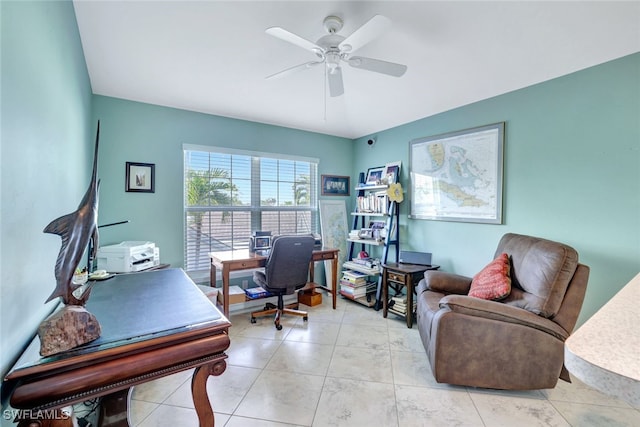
[254, 236, 271, 250]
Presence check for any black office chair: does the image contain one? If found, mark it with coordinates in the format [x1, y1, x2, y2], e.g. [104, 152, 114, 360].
[250, 235, 315, 330]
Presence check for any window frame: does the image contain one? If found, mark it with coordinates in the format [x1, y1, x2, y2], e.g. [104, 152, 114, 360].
[183, 144, 319, 276]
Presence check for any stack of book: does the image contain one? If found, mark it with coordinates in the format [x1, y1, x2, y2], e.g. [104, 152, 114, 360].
[389, 295, 416, 315]
[356, 191, 389, 214]
[339, 270, 369, 299]
[350, 257, 378, 269]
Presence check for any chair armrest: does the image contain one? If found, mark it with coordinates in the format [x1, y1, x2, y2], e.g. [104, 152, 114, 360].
[423, 270, 472, 295]
[439, 294, 569, 340]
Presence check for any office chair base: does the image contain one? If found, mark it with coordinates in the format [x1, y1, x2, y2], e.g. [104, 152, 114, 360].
[250, 302, 308, 330]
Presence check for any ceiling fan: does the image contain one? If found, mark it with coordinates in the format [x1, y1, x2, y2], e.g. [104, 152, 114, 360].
[265, 15, 407, 97]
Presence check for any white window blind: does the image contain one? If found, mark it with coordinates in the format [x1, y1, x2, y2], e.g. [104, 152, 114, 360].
[183, 145, 318, 273]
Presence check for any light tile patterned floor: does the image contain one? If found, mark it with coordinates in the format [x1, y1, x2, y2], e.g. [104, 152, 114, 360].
[129, 296, 640, 427]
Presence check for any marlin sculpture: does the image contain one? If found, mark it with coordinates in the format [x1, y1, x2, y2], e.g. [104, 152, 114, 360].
[43, 121, 101, 305]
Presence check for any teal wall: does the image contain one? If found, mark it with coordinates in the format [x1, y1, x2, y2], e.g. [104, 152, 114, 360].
[1, 0, 638, 395]
[91, 96, 352, 269]
[1, 1, 92, 376]
[353, 53, 640, 325]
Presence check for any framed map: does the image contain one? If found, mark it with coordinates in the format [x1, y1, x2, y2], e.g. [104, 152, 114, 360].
[319, 199, 348, 289]
[409, 122, 505, 224]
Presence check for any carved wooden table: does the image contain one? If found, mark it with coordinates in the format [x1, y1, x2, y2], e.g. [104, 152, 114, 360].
[4, 268, 231, 426]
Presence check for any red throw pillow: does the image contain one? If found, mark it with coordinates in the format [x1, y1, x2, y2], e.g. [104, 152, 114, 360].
[468, 253, 511, 301]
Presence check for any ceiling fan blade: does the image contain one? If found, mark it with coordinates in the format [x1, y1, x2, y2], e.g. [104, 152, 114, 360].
[339, 15, 391, 53]
[348, 56, 407, 77]
[327, 67, 344, 97]
[266, 27, 323, 54]
[266, 61, 323, 80]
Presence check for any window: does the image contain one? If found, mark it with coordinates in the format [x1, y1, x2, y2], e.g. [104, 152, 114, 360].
[183, 145, 318, 273]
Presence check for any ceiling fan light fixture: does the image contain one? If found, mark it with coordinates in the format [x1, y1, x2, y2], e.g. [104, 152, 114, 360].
[265, 14, 407, 95]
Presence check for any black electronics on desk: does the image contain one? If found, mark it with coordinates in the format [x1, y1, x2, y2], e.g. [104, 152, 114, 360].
[249, 231, 272, 253]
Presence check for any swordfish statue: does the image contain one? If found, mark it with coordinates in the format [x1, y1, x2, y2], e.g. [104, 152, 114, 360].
[43, 121, 101, 306]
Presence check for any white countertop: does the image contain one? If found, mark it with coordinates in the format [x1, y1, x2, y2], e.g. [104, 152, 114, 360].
[564, 272, 640, 408]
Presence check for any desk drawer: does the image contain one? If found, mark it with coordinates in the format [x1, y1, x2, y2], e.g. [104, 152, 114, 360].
[314, 252, 336, 261]
[229, 259, 263, 270]
[387, 271, 406, 284]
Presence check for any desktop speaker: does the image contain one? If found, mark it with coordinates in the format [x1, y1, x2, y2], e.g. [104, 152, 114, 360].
[398, 250, 432, 266]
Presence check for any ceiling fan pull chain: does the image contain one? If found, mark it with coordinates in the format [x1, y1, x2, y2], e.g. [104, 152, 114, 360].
[323, 66, 327, 121]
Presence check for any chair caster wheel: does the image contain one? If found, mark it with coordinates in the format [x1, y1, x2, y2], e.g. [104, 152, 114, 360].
[275, 323, 283, 330]
[250, 317, 256, 324]
[303, 316, 308, 322]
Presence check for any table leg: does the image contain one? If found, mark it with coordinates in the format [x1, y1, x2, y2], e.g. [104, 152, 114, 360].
[406, 276, 413, 328]
[15, 409, 74, 427]
[191, 360, 227, 427]
[222, 267, 230, 318]
[210, 259, 216, 288]
[331, 255, 338, 309]
[98, 388, 132, 426]
[382, 269, 389, 318]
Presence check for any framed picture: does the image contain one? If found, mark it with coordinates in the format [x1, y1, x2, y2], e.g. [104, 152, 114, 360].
[125, 162, 155, 193]
[365, 166, 385, 185]
[321, 175, 350, 196]
[409, 122, 505, 224]
[319, 200, 348, 289]
[383, 161, 401, 184]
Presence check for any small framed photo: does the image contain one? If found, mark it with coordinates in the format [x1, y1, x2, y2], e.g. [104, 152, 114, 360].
[125, 162, 155, 193]
[365, 166, 385, 185]
[383, 161, 401, 184]
[321, 175, 350, 196]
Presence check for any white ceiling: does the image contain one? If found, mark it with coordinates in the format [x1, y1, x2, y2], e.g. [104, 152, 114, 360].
[73, 1, 640, 139]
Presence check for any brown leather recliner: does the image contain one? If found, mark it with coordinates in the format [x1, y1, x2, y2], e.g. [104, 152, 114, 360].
[416, 233, 590, 390]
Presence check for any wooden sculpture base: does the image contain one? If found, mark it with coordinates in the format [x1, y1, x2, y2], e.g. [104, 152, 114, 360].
[38, 305, 101, 356]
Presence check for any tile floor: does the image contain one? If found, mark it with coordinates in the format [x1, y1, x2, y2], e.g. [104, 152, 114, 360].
[129, 296, 640, 427]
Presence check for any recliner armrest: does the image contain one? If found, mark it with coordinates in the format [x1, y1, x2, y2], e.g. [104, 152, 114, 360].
[439, 294, 569, 340]
[423, 270, 472, 295]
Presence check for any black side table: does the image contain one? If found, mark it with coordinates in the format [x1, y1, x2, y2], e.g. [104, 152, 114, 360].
[382, 263, 439, 328]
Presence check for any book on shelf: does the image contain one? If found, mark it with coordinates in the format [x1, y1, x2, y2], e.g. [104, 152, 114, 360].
[343, 261, 380, 275]
[342, 269, 369, 280]
[245, 286, 271, 299]
[388, 296, 416, 314]
[340, 279, 376, 298]
[340, 286, 368, 298]
[340, 280, 367, 289]
[341, 275, 366, 284]
[349, 257, 379, 269]
[356, 192, 390, 214]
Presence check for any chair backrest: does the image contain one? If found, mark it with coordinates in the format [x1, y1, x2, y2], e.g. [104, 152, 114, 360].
[264, 235, 315, 294]
[496, 233, 582, 319]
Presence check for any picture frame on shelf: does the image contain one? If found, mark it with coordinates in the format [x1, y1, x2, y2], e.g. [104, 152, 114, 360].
[125, 162, 155, 193]
[321, 174, 350, 196]
[365, 166, 385, 185]
[383, 161, 401, 184]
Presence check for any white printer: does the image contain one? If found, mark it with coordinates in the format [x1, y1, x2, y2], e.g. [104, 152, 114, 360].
[96, 241, 160, 273]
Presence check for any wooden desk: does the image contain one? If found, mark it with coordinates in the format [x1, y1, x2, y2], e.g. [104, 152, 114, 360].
[209, 247, 339, 317]
[4, 268, 231, 427]
[382, 263, 439, 328]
